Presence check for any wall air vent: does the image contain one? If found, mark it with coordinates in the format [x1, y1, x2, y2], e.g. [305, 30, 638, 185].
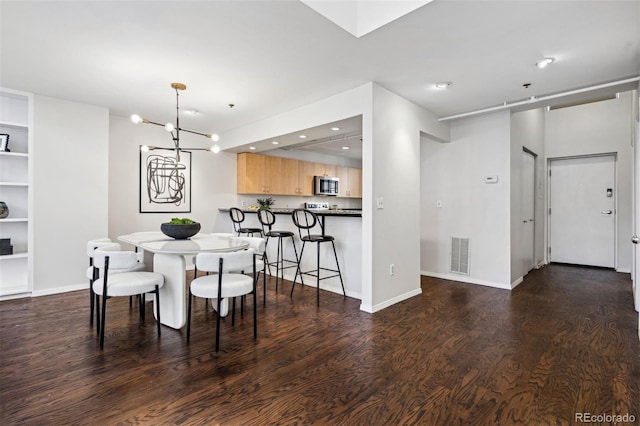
[450, 237, 470, 275]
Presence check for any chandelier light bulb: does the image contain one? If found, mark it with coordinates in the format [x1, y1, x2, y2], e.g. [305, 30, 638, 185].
[209, 134, 220, 142]
[210, 145, 221, 154]
[140, 145, 150, 152]
[536, 57, 555, 69]
[131, 114, 143, 124]
[164, 123, 175, 132]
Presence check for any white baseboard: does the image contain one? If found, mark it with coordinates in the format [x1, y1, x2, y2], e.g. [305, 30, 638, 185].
[360, 287, 422, 313]
[31, 283, 86, 297]
[421, 270, 512, 290]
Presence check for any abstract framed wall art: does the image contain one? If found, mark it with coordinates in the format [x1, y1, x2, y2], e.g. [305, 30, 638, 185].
[139, 147, 191, 213]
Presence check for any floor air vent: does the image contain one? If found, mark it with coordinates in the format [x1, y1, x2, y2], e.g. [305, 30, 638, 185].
[451, 237, 470, 275]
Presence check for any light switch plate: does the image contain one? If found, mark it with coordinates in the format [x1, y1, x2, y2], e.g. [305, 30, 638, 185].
[485, 175, 499, 184]
[376, 197, 384, 209]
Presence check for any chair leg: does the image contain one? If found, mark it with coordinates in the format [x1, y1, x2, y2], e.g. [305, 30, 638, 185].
[316, 242, 321, 307]
[186, 291, 193, 342]
[331, 240, 346, 296]
[89, 280, 94, 326]
[95, 294, 101, 335]
[291, 241, 306, 296]
[155, 286, 161, 337]
[232, 297, 236, 326]
[275, 237, 282, 291]
[99, 293, 107, 350]
[215, 295, 222, 352]
[253, 283, 257, 340]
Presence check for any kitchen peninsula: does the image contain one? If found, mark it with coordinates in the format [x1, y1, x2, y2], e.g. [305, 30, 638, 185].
[215, 205, 362, 300]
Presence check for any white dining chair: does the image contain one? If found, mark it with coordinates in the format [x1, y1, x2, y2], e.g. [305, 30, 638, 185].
[93, 245, 164, 349]
[87, 239, 147, 332]
[187, 249, 257, 352]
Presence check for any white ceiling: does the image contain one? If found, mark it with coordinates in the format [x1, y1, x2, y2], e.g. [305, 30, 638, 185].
[1, 0, 638, 159]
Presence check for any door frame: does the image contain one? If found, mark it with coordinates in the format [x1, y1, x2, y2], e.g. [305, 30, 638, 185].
[546, 152, 618, 268]
[522, 147, 537, 273]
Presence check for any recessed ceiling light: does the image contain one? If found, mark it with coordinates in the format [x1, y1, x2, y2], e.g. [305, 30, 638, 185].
[536, 57, 555, 69]
[299, 134, 307, 139]
[341, 146, 350, 150]
[435, 82, 452, 89]
[272, 141, 279, 145]
[331, 127, 340, 131]
[249, 146, 256, 150]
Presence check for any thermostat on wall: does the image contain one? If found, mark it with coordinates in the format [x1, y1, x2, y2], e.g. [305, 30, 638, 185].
[485, 175, 499, 183]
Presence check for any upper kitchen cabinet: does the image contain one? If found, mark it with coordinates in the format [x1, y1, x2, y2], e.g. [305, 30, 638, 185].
[237, 152, 360, 197]
[237, 152, 267, 194]
[336, 166, 362, 198]
[237, 153, 313, 196]
[314, 162, 337, 178]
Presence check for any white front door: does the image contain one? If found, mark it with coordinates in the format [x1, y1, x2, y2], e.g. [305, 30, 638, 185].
[634, 118, 640, 315]
[549, 155, 616, 268]
[522, 150, 536, 273]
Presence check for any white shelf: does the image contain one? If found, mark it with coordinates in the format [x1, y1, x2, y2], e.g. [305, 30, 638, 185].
[0, 218, 28, 223]
[0, 151, 28, 158]
[0, 120, 28, 130]
[0, 252, 28, 260]
[0, 181, 28, 186]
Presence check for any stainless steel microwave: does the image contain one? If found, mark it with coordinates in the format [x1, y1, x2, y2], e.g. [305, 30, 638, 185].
[314, 176, 339, 196]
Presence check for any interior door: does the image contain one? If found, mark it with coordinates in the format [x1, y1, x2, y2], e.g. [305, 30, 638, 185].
[522, 150, 536, 273]
[549, 155, 615, 268]
[634, 117, 640, 314]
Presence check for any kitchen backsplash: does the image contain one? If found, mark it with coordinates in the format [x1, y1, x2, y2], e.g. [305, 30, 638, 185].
[236, 194, 362, 210]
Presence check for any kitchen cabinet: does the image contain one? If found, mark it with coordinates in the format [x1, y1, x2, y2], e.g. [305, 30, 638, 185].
[237, 153, 359, 197]
[296, 160, 315, 196]
[0, 89, 32, 297]
[336, 166, 362, 198]
[314, 162, 337, 178]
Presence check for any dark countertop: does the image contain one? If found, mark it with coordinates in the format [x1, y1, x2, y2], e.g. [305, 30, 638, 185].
[219, 207, 362, 217]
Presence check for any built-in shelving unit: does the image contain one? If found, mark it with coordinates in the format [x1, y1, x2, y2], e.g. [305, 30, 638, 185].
[0, 88, 33, 298]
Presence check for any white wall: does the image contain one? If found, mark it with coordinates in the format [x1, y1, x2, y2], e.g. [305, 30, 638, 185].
[32, 95, 109, 295]
[545, 92, 634, 273]
[217, 82, 450, 312]
[510, 109, 545, 283]
[108, 115, 238, 243]
[421, 111, 512, 288]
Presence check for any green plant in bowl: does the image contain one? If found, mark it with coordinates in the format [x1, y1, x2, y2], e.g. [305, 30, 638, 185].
[161, 217, 201, 239]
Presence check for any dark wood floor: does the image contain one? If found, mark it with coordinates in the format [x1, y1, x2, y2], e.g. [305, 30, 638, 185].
[1, 264, 638, 425]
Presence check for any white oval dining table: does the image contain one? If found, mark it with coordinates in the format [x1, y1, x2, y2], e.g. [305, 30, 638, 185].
[118, 232, 249, 329]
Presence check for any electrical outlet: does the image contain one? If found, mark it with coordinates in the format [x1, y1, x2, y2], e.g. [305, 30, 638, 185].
[436, 200, 442, 208]
[241, 201, 246, 207]
[389, 264, 395, 276]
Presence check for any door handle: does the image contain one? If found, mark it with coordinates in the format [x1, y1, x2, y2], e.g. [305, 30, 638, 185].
[632, 235, 640, 244]
[601, 210, 613, 215]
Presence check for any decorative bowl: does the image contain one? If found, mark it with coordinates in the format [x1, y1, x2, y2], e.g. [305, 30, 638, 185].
[160, 222, 201, 239]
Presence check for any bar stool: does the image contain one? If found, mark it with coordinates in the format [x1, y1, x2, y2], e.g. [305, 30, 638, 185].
[257, 208, 299, 298]
[229, 207, 263, 237]
[291, 208, 345, 306]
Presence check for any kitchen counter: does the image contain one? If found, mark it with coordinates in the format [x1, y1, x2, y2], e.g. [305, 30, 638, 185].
[218, 207, 362, 217]
[214, 207, 362, 300]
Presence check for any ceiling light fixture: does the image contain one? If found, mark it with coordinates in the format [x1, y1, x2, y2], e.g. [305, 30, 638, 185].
[272, 141, 279, 145]
[131, 82, 220, 162]
[536, 57, 555, 69]
[341, 146, 350, 150]
[299, 134, 307, 139]
[331, 127, 340, 131]
[249, 146, 256, 150]
[435, 82, 452, 89]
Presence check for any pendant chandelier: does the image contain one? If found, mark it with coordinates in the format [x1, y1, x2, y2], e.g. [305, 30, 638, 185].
[131, 82, 220, 161]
